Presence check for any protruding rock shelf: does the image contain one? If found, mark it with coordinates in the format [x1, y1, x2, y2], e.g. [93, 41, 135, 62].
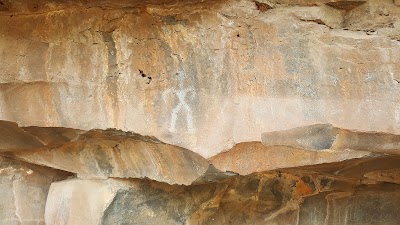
[261, 123, 400, 154]
[210, 141, 371, 175]
[44, 156, 400, 225]
[0, 121, 209, 185]
[0, 120, 399, 224]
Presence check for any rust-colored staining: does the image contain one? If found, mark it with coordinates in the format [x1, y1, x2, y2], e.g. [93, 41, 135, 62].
[254, 1, 272, 12]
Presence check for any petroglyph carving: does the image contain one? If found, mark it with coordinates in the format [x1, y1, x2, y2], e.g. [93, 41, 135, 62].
[162, 72, 196, 133]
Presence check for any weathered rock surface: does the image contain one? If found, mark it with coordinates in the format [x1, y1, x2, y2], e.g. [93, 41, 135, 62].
[292, 154, 400, 181]
[4, 121, 392, 184]
[0, 120, 43, 151]
[1, 0, 399, 157]
[45, 173, 316, 225]
[0, 156, 71, 225]
[45, 155, 400, 225]
[210, 141, 371, 175]
[3, 128, 209, 185]
[1, 0, 400, 224]
[262, 123, 400, 154]
[298, 186, 400, 225]
[261, 124, 340, 150]
[21, 126, 83, 147]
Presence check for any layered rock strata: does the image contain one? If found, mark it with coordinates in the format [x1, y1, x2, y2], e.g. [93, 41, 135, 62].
[44, 155, 400, 225]
[0, 121, 209, 185]
[1, 0, 399, 157]
[261, 124, 400, 154]
[0, 0, 400, 224]
[0, 120, 399, 224]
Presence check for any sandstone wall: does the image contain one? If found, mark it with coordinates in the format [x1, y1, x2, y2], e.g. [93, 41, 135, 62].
[1, 0, 400, 224]
[1, 0, 399, 157]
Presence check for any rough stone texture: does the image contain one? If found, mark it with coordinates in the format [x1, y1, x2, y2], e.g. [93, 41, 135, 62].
[261, 124, 340, 150]
[292, 155, 400, 181]
[364, 169, 400, 184]
[21, 126, 83, 147]
[3, 121, 387, 184]
[1, 0, 400, 224]
[45, 155, 400, 225]
[0, 156, 71, 225]
[3, 129, 209, 185]
[0, 120, 43, 151]
[262, 123, 400, 154]
[45, 173, 316, 225]
[45, 179, 118, 225]
[332, 128, 400, 154]
[0, 0, 399, 158]
[298, 186, 400, 225]
[210, 142, 371, 175]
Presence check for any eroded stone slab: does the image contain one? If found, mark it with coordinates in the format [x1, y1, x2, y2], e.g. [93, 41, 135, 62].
[44, 154, 400, 225]
[364, 169, 400, 184]
[4, 129, 209, 185]
[299, 186, 400, 225]
[261, 124, 400, 154]
[0, 120, 43, 151]
[45, 172, 315, 225]
[325, 1, 366, 11]
[210, 142, 370, 175]
[22, 126, 83, 147]
[0, 156, 71, 225]
[261, 124, 339, 150]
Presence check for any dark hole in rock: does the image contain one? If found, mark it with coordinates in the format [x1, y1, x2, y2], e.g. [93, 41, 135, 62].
[326, 1, 366, 11]
[254, 1, 272, 12]
[139, 69, 146, 77]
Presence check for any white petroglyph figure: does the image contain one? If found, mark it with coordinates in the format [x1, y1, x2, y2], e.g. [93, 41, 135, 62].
[163, 72, 196, 133]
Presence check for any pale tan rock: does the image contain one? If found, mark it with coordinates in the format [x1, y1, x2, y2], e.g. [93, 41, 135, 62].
[4, 129, 209, 185]
[210, 142, 371, 175]
[45, 179, 118, 225]
[0, 156, 71, 225]
[0, 0, 399, 158]
[332, 129, 400, 154]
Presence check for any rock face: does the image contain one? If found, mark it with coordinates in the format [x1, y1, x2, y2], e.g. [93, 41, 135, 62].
[262, 124, 340, 150]
[1, 0, 400, 157]
[298, 187, 400, 225]
[0, 120, 44, 151]
[44, 155, 400, 225]
[45, 174, 315, 225]
[0, 156, 71, 225]
[2, 123, 209, 185]
[261, 123, 400, 154]
[210, 142, 372, 175]
[1, 0, 400, 224]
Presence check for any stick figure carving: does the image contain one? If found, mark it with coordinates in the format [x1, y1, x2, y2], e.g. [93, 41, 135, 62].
[162, 72, 196, 133]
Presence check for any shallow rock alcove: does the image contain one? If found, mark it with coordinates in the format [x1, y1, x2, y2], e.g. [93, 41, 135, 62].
[0, 0, 400, 224]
